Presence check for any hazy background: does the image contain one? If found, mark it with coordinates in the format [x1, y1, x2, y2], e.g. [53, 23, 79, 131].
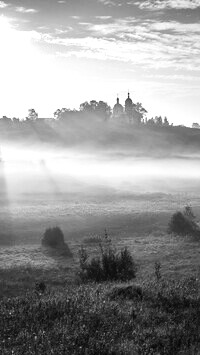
[1, 117, 200, 246]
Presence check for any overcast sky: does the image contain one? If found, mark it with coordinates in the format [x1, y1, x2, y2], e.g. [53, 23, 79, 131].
[0, 0, 200, 125]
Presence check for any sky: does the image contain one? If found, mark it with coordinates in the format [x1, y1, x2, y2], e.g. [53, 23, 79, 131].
[0, 0, 200, 126]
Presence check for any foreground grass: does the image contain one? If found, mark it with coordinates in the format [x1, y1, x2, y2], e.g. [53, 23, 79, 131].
[2, 231, 200, 354]
[1, 276, 200, 354]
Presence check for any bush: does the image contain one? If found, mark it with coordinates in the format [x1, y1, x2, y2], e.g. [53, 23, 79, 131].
[42, 227, 65, 248]
[41, 227, 72, 256]
[78, 241, 137, 282]
[168, 207, 200, 236]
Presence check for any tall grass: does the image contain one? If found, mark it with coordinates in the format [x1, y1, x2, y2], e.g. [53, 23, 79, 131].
[1, 277, 200, 354]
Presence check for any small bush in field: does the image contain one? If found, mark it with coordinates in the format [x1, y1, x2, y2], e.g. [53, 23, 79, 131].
[42, 227, 72, 256]
[42, 227, 65, 248]
[168, 206, 200, 236]
[78, 240, 137, 282]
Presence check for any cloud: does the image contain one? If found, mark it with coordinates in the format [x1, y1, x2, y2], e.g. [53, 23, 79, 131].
[0, 1, 9, 8]
[136, 0, 200, 10]
[150, 21, 200, 32]
[15, 7, 38, 14]
[95, 16, 112, 19]
[98, 0, 120, 5]
[144, 73, 200, 82]
[40, 17, 200, 72]
[83, 18, 137, 36]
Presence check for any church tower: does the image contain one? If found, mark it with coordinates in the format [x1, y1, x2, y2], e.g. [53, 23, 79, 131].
[125, 92, 133, 120]
[113, 96, 123, 118]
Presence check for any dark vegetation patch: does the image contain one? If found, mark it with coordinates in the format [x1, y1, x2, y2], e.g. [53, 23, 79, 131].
[78, 235, 137, 282]
[168, 206, 200, 237]
[41, 227, 72, 257]
[109, 284, 143, 301]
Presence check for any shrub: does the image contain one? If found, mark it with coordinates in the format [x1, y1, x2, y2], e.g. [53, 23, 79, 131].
[78, 241, 137, 282]
[42, 227, 65, 248]
[168, 207, 200, 236]
[41, 227, 72, 256]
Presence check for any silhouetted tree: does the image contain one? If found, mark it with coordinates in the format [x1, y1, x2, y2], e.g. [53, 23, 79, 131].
[192, 123, 200, 129]
[80, 101, 96, 113]
[146, 117, 155, 125]
[80, 100, 111, 120]
[96, 101, 111, 120]
[155, 116, 163, 126]
[12, 117, 20, 124]
[134, 102, 147, 123]
[1, 116, 12, 124]
[163, 117, 169, 126]
[54, 109, 62, 120]
[54, 108, 72, 120]
[27, 109, 38, 121]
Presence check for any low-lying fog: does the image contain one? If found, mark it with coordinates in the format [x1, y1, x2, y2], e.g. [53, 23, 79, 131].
[1, 142, 200, 244]
[1, 144, 200, 195]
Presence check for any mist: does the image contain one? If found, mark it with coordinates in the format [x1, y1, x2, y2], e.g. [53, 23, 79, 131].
[1, 115, 200, 245]
[1, 139, 200, 196]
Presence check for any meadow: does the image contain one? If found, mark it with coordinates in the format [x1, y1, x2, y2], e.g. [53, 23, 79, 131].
[1, 152, 200, 353]
[1, 189, 200, 290]
[2, 210, 200, 354]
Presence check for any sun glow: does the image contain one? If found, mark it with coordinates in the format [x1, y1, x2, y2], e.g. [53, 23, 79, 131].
[0, 16, 55, 118]
[0, 16, 40, 65]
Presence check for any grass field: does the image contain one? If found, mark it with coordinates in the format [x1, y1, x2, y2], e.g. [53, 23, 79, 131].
[1, 189, 200, 354]
[1, 190, 200, 293]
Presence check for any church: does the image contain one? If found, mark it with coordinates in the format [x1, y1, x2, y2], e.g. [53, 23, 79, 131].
[113, 92, 143, 124]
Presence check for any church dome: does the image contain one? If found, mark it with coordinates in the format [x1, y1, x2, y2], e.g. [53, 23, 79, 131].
[113, 97, 123, 117]
[125, 92, 132, 106]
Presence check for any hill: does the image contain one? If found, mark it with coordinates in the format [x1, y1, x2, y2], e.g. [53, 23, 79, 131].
[1, 116, 200, 158]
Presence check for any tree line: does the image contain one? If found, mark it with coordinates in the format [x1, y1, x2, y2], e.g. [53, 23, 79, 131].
[0, 99, 171, 127]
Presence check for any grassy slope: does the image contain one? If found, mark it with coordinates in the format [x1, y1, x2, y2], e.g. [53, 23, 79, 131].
[1, 231, 200, 354]
[1, 277, 200, 354]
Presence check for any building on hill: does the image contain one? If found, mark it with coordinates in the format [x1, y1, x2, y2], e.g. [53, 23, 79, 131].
[112, 92, 145, 124]
[125, 92, 133, 120]
[113, 97, 124, 118]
